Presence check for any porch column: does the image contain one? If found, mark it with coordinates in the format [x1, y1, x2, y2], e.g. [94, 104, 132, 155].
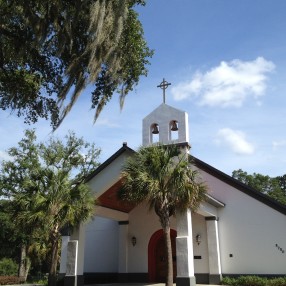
[59, 235, 70, 277]
[176, 209, 196, 286]
[118, 221, 129, 282]
[206, 217, 222, 284]
[65, 223, 86, 286]
[64, 240, 78, 286]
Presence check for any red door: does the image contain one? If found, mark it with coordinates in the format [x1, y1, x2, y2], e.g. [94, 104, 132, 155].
[148, 229, 177, 283]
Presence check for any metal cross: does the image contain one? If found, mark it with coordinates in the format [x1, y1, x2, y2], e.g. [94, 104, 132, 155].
[157, 78, 171, 103]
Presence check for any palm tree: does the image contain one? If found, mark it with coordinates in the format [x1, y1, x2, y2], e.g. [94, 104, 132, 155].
[1, 130, 100, 286]
[120, 144, 207, 286]
[13, 175, 95, 286]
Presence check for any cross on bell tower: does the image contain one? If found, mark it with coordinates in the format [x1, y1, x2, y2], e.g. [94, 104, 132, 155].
[157, 78, 171, 103]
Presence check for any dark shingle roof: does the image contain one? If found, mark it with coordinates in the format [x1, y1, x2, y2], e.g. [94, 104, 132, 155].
[86, 143, 286, 216]
[192, 156, 286, 215]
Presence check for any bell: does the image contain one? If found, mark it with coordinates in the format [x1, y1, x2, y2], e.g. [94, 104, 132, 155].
[170, 120, 178, 131]
[152, 124, 159, 134]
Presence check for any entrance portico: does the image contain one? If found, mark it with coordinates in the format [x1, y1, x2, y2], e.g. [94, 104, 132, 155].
[60, 156, 225, 286]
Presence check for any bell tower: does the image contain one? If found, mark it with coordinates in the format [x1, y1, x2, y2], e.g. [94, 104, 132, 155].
[142, 79, 189, 146]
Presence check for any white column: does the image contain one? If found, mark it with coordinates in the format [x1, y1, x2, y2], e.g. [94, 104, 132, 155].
[118, 221, 129, 282]
[68, 224, 86, 286]
[64, 240, 78, 286]
[206, 217, 222, 284]
[60, 236, 70, 274]
[176, 209, 196, 286]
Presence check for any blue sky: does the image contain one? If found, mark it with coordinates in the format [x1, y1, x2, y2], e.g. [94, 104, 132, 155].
[1, 0, 286, 177]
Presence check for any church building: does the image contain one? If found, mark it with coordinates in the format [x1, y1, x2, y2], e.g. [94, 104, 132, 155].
[60, 80, 286, 286]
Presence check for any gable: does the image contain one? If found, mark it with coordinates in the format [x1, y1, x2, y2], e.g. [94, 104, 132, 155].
[86, 143, 286, 216]
[86, 143, 135, 198]
[193, 156, 286, 216]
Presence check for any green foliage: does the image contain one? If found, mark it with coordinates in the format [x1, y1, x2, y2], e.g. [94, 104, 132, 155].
[0, 0, 153, 128]
[232, 169, 286, 205]
[0, 129, 101, 286]
[0, 200, 21, 260]
[121, 144, 207, 217]
[0, 258, 18, 276]
[268, 277, 286, 286]
[222, 276, 286, 286]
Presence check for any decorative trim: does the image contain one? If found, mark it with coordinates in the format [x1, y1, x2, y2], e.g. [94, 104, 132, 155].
[205, 216, 218, 221]
[165, 141, 191, 150]
[195, 273, 209, 284]
[118, 221, 129, 225]
[176, 276, 196, 286]
[77, 275, 84, 286]
[64, 276, 76, 286]
[206, 194, 225, 207]
[209, 274, 222, 284]
[64, 275, 84, 286]
[119, 273, 148, 282]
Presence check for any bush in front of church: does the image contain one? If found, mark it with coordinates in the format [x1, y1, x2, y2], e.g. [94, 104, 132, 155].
[222, 275, 286, 286]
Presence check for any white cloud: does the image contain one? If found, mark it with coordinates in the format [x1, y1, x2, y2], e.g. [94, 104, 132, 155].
[272, 140, 286, 150]
[172, 57, 275, 107]
[215, 128, 255, 155]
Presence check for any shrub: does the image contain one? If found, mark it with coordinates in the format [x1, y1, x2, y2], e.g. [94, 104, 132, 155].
[236, 275, 267, 286]
[0, 276, 22, 285]
[268, 277, 286, 286]
[0, 258, 18, 276]
[221, 276, 239, 285]
[222, 276, 286, 286]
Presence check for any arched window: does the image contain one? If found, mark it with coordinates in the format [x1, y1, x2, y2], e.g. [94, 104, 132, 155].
[169, 120, 178, 141]
[150, 123, 159, 143]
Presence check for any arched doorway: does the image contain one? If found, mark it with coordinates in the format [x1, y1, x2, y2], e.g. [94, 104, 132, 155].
[148, 229, 177, 283]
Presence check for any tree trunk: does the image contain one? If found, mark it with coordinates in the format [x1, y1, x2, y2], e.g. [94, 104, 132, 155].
[48, 238, 59, 286]
[163, 222, 173, 286]
[18, 244, 30, 282]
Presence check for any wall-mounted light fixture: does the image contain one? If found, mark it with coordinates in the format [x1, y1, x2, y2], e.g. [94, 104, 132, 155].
[132, 236, 137, 246]
[196, 234, 201, 245]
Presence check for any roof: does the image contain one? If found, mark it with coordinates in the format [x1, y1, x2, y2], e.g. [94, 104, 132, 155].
[86, 143, 286, 216]
[192, 156, 286, 215]
[85, 142, 135, 182]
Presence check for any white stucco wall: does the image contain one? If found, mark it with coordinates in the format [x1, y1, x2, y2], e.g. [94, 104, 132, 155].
[83, 166, 286, 277]
[87, 150, 132, 197]
[127, 202, 177, 273]
[83, 202, 210, 275]
[200, 169, 286, 275]
[192, 213, 209, 274]
[84, 216, 119, 272]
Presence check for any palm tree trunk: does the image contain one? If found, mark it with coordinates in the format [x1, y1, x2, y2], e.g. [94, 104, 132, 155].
[18, 244, 30, 282]
[163, 221, 173, 286]
[18, 244, 26, 280]
[48, 238, 59, 286]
